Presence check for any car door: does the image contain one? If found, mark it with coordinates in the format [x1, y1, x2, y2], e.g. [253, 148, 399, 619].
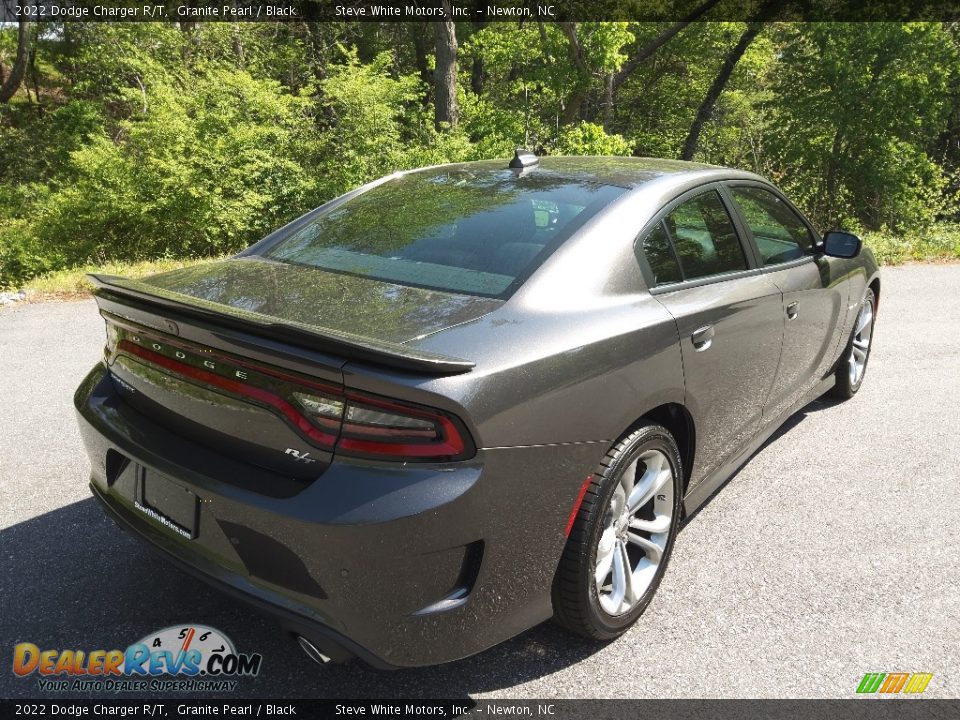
[635, 185, 784, 487]
[724, 183, 849, 421]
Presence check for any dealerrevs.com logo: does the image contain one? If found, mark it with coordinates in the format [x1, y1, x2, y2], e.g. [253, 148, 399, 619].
[13, 625, 262, 693]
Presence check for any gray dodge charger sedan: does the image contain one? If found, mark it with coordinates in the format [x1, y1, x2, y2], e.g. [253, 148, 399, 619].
[75, 154, 880, 668]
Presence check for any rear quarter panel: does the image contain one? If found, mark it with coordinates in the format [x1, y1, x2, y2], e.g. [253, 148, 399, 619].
[376, 295, 685, 449]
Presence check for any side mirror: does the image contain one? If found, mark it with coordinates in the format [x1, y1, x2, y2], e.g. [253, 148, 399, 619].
[822, 230, 862, 259]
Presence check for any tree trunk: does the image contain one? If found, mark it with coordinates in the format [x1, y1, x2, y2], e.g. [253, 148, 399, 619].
[601, 72, 614, 129]
[680, 22, 763, 161]
[231, 26, 245, 68]
[611, 0, 722, 97]
[559, 22, 591, 125]
[825, 129, 844, 224]
[470, 54, 485, 96]
[0, 19, 33, 104]
[411, 23, 432, 94]
[304, 22, 330, 82]
[470, 20, 488, 95]
[28, 39, 43, 117]
[229, 0, 245, 69]
[432, 5, 459, 130]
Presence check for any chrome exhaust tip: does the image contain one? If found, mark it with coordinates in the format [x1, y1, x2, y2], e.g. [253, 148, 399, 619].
[296, 635, 332, 664]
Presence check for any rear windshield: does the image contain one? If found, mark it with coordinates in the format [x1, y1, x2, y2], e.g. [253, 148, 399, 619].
[260, 168, 626, 298]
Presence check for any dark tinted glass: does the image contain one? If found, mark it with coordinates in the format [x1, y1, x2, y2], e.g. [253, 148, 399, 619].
[639, 222, 682, 285]
[729, 186, 813, 265]
[665, 191, 747, 279]
[261, 170, 626, 298]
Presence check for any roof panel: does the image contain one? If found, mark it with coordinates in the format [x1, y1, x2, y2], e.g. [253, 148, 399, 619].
[412, 156, 730, 189]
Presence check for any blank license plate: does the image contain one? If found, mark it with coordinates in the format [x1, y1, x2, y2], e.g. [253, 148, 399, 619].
[136, 469, 198, 540]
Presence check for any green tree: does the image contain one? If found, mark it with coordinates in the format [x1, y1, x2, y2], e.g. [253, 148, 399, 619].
[765, 23, 958, 230]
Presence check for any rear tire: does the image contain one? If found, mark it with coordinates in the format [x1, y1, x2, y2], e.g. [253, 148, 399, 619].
[553, 423, 683, 640]
[830, 288, 876, 400]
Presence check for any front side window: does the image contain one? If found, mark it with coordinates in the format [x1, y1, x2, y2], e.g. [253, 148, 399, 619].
[664, 190, 748, 280]
[729, 186, 814, 265]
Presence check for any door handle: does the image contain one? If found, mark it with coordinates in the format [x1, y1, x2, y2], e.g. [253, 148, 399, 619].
[786, 301, 799, 320]
[691, 325, 714, 352]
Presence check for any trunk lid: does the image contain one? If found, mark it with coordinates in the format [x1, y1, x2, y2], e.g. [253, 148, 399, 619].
[140, 256, 502, 346]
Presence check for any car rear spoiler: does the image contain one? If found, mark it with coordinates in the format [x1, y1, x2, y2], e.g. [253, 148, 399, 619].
[88, 274, 475, 375]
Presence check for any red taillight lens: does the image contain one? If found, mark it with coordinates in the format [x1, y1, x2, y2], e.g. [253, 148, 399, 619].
[106, 318, 474, 463]
[345, 405, 436, 434]
[292, 392, 344, 435]
[293, 390, 469, 461]
[336, 394, 468, 460]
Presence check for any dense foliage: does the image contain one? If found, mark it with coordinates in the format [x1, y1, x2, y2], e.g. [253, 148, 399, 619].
[1, 20, 958, 287]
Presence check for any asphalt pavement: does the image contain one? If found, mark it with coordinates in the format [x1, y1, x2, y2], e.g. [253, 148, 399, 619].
[1, 263, 959, 699]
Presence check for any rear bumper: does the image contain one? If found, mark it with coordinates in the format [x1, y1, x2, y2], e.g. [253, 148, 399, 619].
[88, 480, 384, 667]
[75, 363, 607, 667]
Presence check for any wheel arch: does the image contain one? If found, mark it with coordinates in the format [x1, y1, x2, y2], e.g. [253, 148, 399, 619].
[868, 275, 881, 312]
[552, 403, 694, 636]
[637, 403, 696, 495]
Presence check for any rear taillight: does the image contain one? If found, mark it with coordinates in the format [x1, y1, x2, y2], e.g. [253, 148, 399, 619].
[292, 390, 468, 461]
[106, 318, 473, 462]
[292, 392, 344, 435]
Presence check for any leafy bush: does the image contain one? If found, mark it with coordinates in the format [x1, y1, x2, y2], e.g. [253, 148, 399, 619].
[553, 122, 632, 156]
[311, 50, 474, 196]
[0, 221, 61, 287]
[0, 71, 325, 288]
[862, 224, 960, 265]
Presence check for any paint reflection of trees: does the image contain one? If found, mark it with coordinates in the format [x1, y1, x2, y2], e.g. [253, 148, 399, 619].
[142, 256, 503, 344]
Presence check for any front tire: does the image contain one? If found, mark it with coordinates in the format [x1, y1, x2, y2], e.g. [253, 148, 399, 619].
[830, 288, 876, 399]
[553, 423, 683, 640]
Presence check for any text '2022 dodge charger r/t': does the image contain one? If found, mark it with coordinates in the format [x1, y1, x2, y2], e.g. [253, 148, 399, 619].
[75, 154, 879, 668]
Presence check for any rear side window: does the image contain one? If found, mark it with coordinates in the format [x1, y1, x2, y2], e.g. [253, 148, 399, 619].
[638, 222, 682, 286]
[728, 186, 814, 265]
[261, 170, 626, 298]
[664, 190, 748, 280]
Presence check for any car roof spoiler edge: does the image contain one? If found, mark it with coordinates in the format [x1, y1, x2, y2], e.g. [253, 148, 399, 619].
[87, 274, 476, 375]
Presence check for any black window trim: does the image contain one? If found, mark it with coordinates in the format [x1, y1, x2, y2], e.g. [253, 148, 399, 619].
[720, 180, 823, 273]
[644, 219, 685, 286]
[633, 181, 762, 295]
